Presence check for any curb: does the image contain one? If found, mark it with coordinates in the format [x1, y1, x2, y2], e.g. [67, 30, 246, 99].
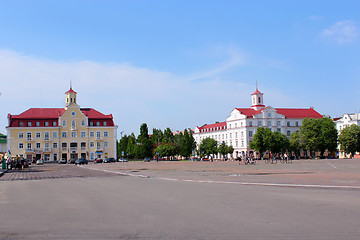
[0, 169, 8, 177]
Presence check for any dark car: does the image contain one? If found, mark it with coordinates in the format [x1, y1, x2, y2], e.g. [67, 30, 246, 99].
[94, 158, 103, 163]
[104, 158, 116, 163]
[75, 158, 88, 165]
[144, 157, 151, 162]
[58, 158, 67, 164]
[68, 159, 76, 164]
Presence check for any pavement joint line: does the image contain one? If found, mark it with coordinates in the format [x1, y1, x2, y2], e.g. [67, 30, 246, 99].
[327, 161, 337, 169]
[80, 166, 360, 190]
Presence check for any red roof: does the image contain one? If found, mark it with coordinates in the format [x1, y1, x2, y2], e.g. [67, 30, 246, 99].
[275, 108, 323, 119]
[251, 89, 263, 95]
[9, 108, 113, 120]
[11, 108, 66, 119]
[235, 107, 323, 119]
[198, 122, 227, 131]
[65, 88, 77, 94]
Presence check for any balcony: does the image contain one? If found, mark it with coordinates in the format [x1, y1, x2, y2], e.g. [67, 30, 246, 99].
[26, 138, 33, 142]
[96, 136, 103, 140]
[70, 147, 77, 151]
[43, 148, 51, 152]
[25, 148, 34, 153]
[62, 147, 67, 152]
[71, 126, 76, 131]
[81, 147, 86, 151]
[44, 137, 51, 141]
[96, 147, 103, 151]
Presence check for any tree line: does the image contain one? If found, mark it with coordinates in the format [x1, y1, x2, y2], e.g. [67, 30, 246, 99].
[250, 117, 338, 158]
[117, 123, 196, 160]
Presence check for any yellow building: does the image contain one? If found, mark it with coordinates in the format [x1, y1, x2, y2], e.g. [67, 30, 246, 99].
[6, 87, 117, 162]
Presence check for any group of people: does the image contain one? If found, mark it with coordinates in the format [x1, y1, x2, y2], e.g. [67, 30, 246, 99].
[4, 156, 29, 170]
[237, 153, 255, 165]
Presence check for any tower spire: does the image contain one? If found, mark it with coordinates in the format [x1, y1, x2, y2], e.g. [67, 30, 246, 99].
[256, 80, 258, 90]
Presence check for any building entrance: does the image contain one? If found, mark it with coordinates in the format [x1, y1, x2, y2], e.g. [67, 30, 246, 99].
[35, 154, 42, 160]
[62, 153, 67, 161]
[70, 153, 78, 160]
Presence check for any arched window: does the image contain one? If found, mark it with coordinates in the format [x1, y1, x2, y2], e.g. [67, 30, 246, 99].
[258, 97, 261, 103]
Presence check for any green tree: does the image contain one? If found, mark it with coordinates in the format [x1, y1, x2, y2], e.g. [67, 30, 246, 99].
[318, 117, 338, 156]
[227, 145, 234, 157]
[289, 131, 303, 157]
[137, 123, 153, 158]
[151, 128, 163, 147]
[154, 144, 176, 158]
[338, 124, 360, 157]
[126, 133, 137, 159]
[163, 128, 174, 144]
[118, 135, 129, 158]
[250, 127, 272, 158]
[179, 129, 195, 158]
[269, 131, 290, 154]
[218, 142, 228, 159]
[199, 137, 218, 157]
[300, 118, 321, 157]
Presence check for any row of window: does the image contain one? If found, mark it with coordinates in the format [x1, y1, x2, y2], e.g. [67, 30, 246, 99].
[20, 152, 110, 161]
[19, 141, 110, 150]
[202, 121, 300, 133]
[18, 120, 109, 127]
[19, 131, 109, 139]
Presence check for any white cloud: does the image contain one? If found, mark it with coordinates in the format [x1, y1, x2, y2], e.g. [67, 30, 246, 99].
[321, 20, 358, 44]
[0, 49, 254, 135]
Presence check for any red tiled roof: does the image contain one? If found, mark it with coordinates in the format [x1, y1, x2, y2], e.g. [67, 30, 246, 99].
[80, 108, 113, 119]
[198, 122, 227, 131]
[235, 107, 323, 119]
[10, 108, 113, 120]
[65, 88, 77, 94]
[251, 89, 263, 95]
[11, 108, 66, 119]
[275, 108, 323, 119]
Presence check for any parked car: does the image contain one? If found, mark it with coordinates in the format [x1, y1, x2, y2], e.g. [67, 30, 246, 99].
[58, 158, 67, 164]
[118, 158, 128, 162]
[104, 158, 116, 163]
[36, 159, 44, 165]
[68, 159, 76, 164]
[94, 158, 103, 163]
[144, 157, 151, 162]
[75, 158, 88, 165]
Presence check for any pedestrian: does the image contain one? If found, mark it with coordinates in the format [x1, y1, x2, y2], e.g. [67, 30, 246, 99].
[238, 156, 242, 165]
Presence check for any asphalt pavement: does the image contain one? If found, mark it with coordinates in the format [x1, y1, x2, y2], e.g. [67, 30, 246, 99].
[1, 164, 360, 239]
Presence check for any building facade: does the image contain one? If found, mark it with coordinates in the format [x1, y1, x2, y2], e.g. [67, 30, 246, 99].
[193, 88, 323, 159]
[6, 88, 117, 162]
[334, 113, 360, 158]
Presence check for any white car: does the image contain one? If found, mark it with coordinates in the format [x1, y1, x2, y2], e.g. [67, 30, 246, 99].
[36, 159, 44, 165]
[118, 158, 128, 162]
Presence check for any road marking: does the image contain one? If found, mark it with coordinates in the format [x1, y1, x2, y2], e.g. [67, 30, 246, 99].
[327, 161, 337, 169]
[81, 166, 360, 190]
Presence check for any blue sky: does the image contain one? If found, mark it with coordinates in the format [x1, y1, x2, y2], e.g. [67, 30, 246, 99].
[0, 0, 359, 136]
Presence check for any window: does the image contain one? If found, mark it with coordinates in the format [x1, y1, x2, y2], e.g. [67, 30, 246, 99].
[45, 142, 50, 148]
[295, 121, 299, 127]
[277, 128, 281, 132]
[287, 131, 291, 136]
[96, 131, 101, 138]
[44, 132, 50, 140]
[71, 132, 76, 138]
[90, 153, 94, 160]
[81, 132, 86, 138]
[103, 121, 107, 126]
[62, 142, 67, 148]
[19, 122, 24, 127]
[268, 121, 271, 126]
[104, 131, 108, 137]
[96, 121, 100, 126]
[230, 133, 232, 138]
[45, 121, 49, 127]
[249, 131, 253, 137]
[241, 122, 243, 127]
[241, 141, 244, 147]
[287, 121, 291, 127]
[36, 132, 41, 138]
[53, 154, 58, 161]
[28, 122, 32, 127]
[81, 120, 85, 126]
[235, 141, 238, 147]
[241, 132, 244, 138]
[258, 121, 262, 126]
[53, 121, 57, 127]
[19, 143, 24, 149]
[27, 132, 32, 140]
[90, 142, 94, 147]
[36, 121, 40, 127]
[72, 120, 76, 129]
[235, 132, 238, 138]
[19, 132, 24, 139]
[104, 142, 108, 148]
[53, 143, 58, 148]
[235, 123, 237, 128]
[53, 132, 57, 138]
[90, 132, 95, 137]
[229, 124, 232, 129]
[90, 122, 94, 126]
[62, 132, 67, 138]
[62, 120, 66, 127]
[249, 122, 253, 127]
[36, 143, 41, 149]
[277, 121, 281, 126]
[27, 143, 32, 150]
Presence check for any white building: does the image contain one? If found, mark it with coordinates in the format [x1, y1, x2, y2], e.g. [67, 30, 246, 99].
[193, 87, 323, 159]
[334, 113, 360, 158]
